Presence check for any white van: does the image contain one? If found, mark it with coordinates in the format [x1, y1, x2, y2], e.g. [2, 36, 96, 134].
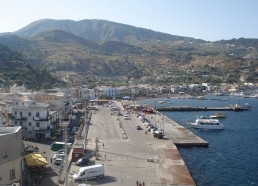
[73, 164, 104, 181]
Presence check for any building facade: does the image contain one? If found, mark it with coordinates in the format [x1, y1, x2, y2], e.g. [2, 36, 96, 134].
[11, 100, 51, 140]
[0, 126, 23, 185]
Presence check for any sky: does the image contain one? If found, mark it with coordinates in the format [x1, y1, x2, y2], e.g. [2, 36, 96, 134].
[0, 0, 258, 41]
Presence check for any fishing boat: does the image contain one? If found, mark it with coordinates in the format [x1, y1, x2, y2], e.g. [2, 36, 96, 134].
[187, 118, 224, 130]
[209, 112, 226, 118]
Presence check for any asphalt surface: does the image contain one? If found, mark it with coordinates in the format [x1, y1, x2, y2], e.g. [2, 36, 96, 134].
[69, 101, 196, 186]
[24, 101, 201, 186]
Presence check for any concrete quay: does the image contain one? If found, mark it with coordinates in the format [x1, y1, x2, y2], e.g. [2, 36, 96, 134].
[66, 101, 209, 186]
[155, 106, 250, 111]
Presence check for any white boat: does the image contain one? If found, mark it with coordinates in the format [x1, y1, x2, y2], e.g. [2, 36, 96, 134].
[158, 100, 165, 104]
[209, 112, 226, 118]
[187, 118, 224, 130]
[249, 94, 258, 98]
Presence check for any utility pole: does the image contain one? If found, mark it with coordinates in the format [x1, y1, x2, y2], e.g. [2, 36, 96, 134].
[64, 122, 68, 186]
[59, 115, 69, 186]
[163, 114, 165, 135]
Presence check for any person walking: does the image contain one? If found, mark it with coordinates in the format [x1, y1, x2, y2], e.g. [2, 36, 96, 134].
[136, 180, 139, 186]
[142, 181, 145, 186]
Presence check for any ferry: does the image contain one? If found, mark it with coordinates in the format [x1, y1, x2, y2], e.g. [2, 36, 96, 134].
[187, 118, 224, 130]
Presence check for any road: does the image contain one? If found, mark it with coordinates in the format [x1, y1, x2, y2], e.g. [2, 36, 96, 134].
[25, 101, 197, 186]
[75, 103, 173, 186]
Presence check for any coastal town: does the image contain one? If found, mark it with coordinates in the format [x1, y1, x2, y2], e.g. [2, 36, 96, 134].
[0, 80, 256, 186]
[1, 1, 257, 185]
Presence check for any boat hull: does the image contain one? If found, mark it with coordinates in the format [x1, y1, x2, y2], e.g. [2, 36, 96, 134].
[187, 123, 224, 130]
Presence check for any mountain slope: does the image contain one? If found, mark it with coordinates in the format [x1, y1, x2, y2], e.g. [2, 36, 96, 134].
[13, 19, 205, 44]
[0, 44, 64, 89]
[0, 19, 257, 84]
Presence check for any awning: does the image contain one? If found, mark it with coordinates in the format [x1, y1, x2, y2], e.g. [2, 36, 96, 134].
[24, 153, 48, 167]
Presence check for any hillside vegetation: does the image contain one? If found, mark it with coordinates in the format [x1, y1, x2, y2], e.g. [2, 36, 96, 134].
[0, 19, 258, 85]
[0, 44, 64, 89]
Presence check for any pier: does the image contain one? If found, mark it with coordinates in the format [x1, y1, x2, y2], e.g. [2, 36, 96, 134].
[155, 105, 250, 111]
[81, 101, 210, 186]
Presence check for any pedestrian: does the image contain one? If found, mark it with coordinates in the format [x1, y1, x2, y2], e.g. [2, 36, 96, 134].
[136, 180, 139, 186]
[142, 181, 145, 186]
[103, 143, 104, 148]
[139, 183, 142, 186]
[50, 157, 52, 164]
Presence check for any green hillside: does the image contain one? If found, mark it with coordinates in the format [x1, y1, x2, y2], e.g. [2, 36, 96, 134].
[0, 19, 258, 84]
[0, 44, 65, 89]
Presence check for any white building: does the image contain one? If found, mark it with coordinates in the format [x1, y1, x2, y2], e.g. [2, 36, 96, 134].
[80, 87, 96, 100]
[11, 100, 52, 140]
[98, 86, 120, 98]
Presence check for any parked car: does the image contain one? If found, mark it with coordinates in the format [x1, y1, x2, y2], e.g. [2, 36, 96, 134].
[54, 158, 63, 165]
[54, 149, 65, 155]
[150, 128, 158, 133]
[71, 127, 79, 135]
[53, 153, 65, 160]
[147, 124, 154, 129]
[136, 126, 143, 130]
[154, 131, 164, 139]
[24, 144, 39, 153]
[54, 129, 62, 136]
[67, 136, 75, 143]
[144, 122, 151, 127]
[75, 157, 90, 166]
[147, 126, 156, 132]
[124, 115, 129, 120]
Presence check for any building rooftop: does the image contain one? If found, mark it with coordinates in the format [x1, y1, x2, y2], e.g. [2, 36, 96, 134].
[0, 126, 21, 135]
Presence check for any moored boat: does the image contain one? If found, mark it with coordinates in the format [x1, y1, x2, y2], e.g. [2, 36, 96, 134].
[187, 118, 224, 130]
[209, 112, 226, 118]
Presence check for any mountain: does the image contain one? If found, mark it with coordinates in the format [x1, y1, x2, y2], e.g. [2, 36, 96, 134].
[0, 44, 64, 89]
[0, 19, 258, 84]
[13, 19, 205, 44]
[0, 30, 149, 77]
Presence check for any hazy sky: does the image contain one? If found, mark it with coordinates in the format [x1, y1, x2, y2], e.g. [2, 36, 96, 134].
[1, 0, 257, 41]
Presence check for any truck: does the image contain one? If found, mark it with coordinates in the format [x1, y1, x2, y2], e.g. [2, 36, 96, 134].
[72, 164, 104, 181]
[51, 142, 72, 151]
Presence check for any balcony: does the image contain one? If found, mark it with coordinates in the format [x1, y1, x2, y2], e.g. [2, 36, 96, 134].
[11, 115, 27, 120]
[33, 127, 40, 131]
[33, 116, 51, 121]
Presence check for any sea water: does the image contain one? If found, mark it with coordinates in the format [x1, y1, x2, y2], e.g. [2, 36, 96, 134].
[140, 95, 258, 186]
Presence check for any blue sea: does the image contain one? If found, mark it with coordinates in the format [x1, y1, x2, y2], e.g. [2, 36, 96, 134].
[139, 95, 258, 186]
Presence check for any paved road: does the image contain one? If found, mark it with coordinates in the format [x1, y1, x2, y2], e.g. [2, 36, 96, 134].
[89, 105, 158, 185]
[25, 101, 197, 186]
[68, 102, 195, 186]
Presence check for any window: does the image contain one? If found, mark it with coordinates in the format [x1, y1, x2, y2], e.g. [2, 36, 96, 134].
[28, 112, 31, 116]
[10, 169, 15, 180]
[36, 123, 40, 127]
[20, 112, 22, 116]
[2, 149, 8, 158]
[36, 112, 40, 117]
[20, 121, 23, 126]
[15, 121, 17, 125]
[29, 122, 31, 126]
[15, 111, 17, 115]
